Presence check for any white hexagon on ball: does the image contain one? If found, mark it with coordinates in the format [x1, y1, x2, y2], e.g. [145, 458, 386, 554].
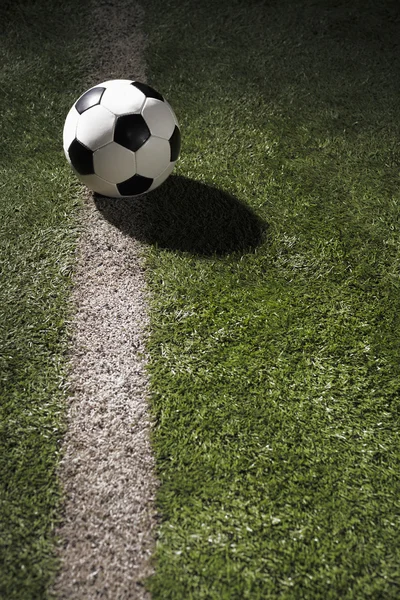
[63, 106, 80, 155]
[76, 104, 116, 151]
[135, 137, 171, 178]
[93, 142, 136, 183]
[98, 79, 133, 88]
[101, 83, 146, 115]
[166, 100, 179, 127]
[141, 98, 176, 139]
[149, 162, 176, 192]
[79, 174, 119, 197]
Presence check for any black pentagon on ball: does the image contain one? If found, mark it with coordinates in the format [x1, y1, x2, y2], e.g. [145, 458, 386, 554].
[117, 174, 153, 196]
[68, 139, 94, 175]
[131, 81, 164, 102]
[169, 126, 181, 162]
[75, 87, 105, 114]
[114, 114, 151, 152]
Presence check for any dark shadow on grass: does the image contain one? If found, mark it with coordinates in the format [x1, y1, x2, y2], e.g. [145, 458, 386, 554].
[94, 175, 267, 256]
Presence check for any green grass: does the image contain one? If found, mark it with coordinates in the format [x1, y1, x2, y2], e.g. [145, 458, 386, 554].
[142, 1, 400, 597]
[0, 1, 88, 597]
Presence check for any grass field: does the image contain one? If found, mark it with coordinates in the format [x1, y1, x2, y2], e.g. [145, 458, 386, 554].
[1, 0, 400, 598]
[0, 1, 88, 597]
[141, 0, 400, 598]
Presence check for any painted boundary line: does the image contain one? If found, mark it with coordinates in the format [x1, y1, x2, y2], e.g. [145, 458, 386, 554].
[54, 2, 158, 598]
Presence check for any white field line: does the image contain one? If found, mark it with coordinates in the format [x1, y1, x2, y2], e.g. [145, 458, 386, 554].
[54, 2, 158, 598]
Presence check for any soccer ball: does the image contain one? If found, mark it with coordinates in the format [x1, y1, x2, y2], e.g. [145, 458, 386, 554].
[63, 80, 181, 197]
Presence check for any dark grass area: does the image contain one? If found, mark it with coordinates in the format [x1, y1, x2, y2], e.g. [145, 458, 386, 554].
[95, 174, 266, 255]
[0, 1, 88, 597]
[142, 0, 400, 597]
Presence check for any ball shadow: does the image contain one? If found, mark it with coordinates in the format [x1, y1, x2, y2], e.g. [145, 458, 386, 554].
[94, 175, 267, 256]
